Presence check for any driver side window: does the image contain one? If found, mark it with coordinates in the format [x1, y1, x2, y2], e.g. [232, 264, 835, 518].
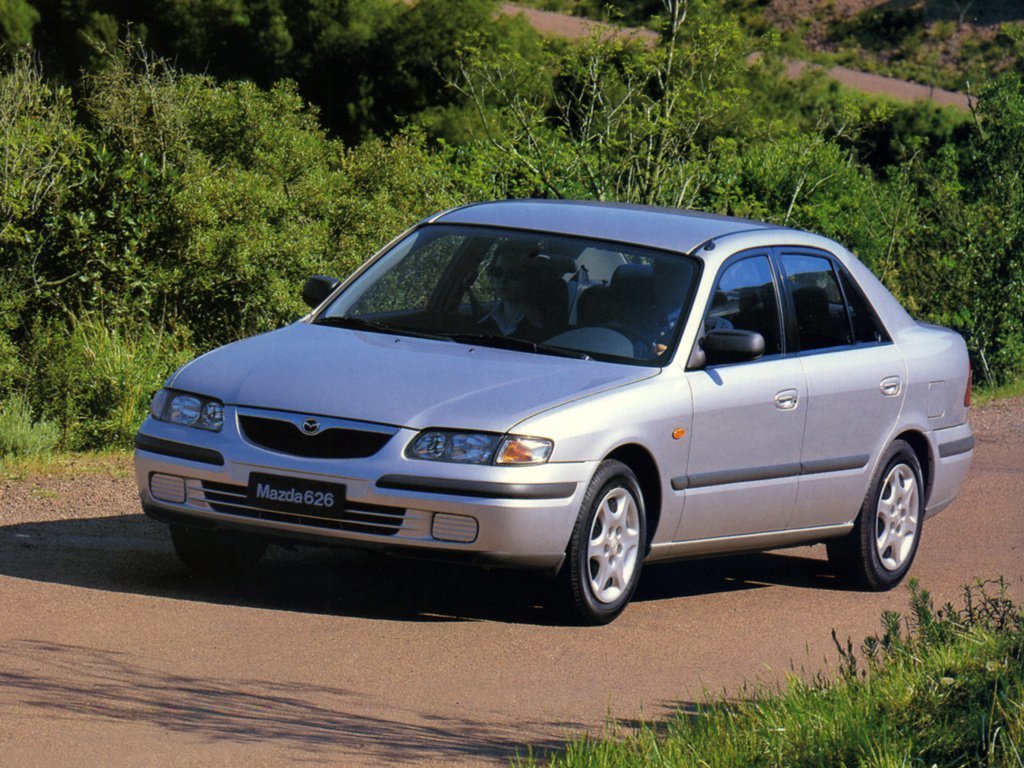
[707, 256, 782, 355]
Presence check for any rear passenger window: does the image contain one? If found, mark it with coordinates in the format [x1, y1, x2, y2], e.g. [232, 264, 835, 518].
[838, 268, 887, 344]
[781, 253, 851, 351]
[708, 255, 782, 355]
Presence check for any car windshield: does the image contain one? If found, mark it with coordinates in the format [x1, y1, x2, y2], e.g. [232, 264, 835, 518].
[316, 224, 701, 365]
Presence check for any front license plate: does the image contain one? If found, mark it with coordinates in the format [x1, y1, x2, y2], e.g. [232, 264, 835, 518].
[247, 473, 346, 518]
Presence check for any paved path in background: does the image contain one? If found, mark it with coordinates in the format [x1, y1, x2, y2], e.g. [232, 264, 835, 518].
[0, 400, 1020, 766]
[787, 60, 972, 111]
[502, 3, 972, 111]
[500, 3, 659, 44]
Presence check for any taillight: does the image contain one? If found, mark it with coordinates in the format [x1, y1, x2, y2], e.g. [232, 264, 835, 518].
[964, 363, 972, 408]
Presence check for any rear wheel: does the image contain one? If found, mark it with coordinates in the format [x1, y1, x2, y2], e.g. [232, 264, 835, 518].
[559, 460, 646, 624]
[170, 525, 268, 576]
[826, 439, 924, 590]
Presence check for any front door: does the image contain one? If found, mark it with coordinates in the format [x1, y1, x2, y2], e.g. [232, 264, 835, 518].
[674, 253, 807, 541]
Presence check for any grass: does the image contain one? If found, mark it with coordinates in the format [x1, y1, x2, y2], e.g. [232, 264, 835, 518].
[519, 580, 1024, 768]
[0, 449, 133, 482]
[975, 374, 1024, 407]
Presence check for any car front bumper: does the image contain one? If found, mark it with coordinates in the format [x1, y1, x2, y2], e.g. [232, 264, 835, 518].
[134, 414, 593, 571]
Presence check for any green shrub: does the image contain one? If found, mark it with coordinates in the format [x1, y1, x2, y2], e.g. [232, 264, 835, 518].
[29, 315, 194, 450]
[22, 43, 467, 350]
[0, 51, 85, 331]
[0, 0, 39, 53]
[0, 330, 21, 397]
[333, 132, 467, 270]
[0, 394, 58, 457]
[830, 5, 926, 53]
[886, 73, 1024, 386]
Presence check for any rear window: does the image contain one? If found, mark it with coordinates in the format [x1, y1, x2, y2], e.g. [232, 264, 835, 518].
[781, 253, 852, 351]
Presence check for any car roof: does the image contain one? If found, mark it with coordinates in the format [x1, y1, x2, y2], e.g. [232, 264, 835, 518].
[432, 199, 789, 255]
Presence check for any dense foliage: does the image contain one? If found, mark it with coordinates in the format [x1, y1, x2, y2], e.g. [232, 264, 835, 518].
[2, 0, 542, 142]
[820, 3, 1024, 93]
[0, 46, 465, 449]
[0, 0, 1022, 453]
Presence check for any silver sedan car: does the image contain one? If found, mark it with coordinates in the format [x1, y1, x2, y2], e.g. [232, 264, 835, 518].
[135, 200, 975, 623]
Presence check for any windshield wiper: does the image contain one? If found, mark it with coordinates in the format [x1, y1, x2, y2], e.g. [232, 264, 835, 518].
[445, 333, 591, 360]
[313, 315, 449, 341]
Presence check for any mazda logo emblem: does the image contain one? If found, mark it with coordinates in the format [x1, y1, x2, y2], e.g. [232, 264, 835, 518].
[301, 418, 321, 435]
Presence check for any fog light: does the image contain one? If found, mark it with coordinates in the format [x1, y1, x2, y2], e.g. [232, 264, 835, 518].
[432, 513, 478, 543]
[150, 473, 186, 504]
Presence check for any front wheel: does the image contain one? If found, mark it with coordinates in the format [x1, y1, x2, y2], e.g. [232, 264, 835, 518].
[826, 439, 924, 590]
[559, 460, 646, 624]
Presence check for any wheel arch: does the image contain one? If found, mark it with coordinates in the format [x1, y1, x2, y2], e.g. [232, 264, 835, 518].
[892, 429, 933, 505]
[604, 443, 661, 552]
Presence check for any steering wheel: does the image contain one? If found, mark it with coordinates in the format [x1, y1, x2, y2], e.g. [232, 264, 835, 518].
[599, 322, 649, 347]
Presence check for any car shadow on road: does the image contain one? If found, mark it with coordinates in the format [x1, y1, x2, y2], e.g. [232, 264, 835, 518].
[638, 548, 848, 602]
[0, 513, 849, 626]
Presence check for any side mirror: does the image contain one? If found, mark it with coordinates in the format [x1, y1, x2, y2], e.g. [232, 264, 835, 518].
[701, 329, 765, 366]
[302, 275, 341, 309]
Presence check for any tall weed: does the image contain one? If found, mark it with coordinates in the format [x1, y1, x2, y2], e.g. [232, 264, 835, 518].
[30, 315, 194, 450]
[0, 394, 59, 457]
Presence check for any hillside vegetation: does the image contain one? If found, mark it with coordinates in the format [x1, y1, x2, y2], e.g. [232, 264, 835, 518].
[518, 0, 1024, 92]
[0, 0, 1022, 453]
[763, 0, 1024, 92]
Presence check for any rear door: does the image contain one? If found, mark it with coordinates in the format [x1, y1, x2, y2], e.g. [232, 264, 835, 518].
[778, 250, 907, 529]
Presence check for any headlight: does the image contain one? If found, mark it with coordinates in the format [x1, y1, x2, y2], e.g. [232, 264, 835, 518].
[150, 388, 225, 432]
[408, 430, 553, 465]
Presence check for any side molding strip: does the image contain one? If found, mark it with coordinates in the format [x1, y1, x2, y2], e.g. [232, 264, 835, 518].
[800, 454, 871, 475]
[670, 454, 869, 491]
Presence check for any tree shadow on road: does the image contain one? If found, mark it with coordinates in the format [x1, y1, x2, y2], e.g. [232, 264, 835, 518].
[0, 514, 849, 626]
[0, 638, 573, 765]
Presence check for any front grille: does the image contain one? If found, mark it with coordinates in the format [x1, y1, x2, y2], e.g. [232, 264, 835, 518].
[201, 480, 405, 536]
[239, 415, 391, 459]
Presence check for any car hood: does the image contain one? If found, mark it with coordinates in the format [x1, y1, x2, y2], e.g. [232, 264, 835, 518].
[169, 323, 657, 432]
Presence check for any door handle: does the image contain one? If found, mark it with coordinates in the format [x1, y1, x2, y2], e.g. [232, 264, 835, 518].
[774, 389, 799, 411]
[880, 376, 902, 397]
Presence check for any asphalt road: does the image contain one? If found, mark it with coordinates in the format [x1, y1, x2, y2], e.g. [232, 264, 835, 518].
[1, 399, 1021, 766]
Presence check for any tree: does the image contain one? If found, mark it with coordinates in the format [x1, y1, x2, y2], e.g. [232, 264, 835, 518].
[17, 0, 540, 142]
[0, 0, 39, 52]
[890, 72, 1024, 384]
[452, 0, 754, 205]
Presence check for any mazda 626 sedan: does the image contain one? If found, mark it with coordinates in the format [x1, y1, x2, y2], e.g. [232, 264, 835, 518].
[135, 200, 975, 623]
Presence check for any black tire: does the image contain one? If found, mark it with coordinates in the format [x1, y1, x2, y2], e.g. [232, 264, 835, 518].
[169, 524, 268, 576]
[826, 439, 924, 590]
[558, 460, 646, 624]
